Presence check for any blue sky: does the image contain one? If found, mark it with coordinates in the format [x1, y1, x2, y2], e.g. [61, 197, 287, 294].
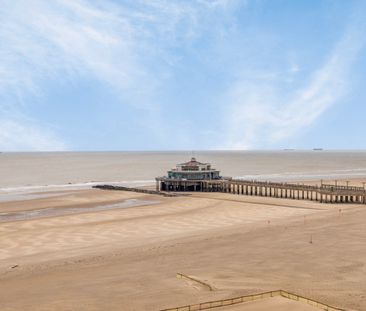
[1, 0, 366, 151]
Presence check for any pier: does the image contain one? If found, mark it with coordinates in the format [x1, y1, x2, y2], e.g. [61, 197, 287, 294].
[155, 178, 366, 204]
[155, 158, 366, 204]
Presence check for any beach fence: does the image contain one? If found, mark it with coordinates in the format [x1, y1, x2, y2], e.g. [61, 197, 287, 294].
[176, 273, 214, 291]
[159, 289, 346, 311]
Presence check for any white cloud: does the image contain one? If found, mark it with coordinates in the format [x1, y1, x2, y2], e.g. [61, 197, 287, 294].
[0, 0, 234, 101]
[0, 0, 143, 102]
[222, 13, 366, 149]
[0, 0, 233, 150]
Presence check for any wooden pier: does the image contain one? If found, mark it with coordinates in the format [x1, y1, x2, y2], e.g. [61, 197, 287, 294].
[156, 178, 366, 204]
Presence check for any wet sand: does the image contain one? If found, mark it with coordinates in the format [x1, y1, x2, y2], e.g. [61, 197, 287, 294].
[0, 188, 365, 310]
[0, 198, 158, 222]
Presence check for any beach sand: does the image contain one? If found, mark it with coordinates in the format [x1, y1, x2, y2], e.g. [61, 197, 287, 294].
[0, 188, 365, 310]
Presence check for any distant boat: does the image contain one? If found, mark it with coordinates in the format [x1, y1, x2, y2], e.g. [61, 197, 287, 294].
[313, 148, 323, 151]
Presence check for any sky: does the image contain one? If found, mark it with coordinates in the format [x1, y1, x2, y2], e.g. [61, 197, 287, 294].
[1, 0, 366, 151]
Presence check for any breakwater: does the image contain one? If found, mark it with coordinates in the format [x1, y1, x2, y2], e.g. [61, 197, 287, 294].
[93, 185, 178, 197]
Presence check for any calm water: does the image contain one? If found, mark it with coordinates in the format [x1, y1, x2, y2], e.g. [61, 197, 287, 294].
[1, 151, 366, 191]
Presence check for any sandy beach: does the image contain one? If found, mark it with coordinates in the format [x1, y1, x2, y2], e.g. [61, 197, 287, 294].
[2, 0, 366, 306]
[0, 186, 365, 311]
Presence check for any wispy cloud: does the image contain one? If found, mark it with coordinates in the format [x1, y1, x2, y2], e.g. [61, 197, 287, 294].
[0, 0, 233, 150]
[0, 0, 147, 105]
[0, 0, 236, 100]
[222, 8, 366, 149]
[0, 0, 140, 150]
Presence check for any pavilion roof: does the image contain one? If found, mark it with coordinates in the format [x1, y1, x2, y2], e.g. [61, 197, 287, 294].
[178, 157, 208, 167]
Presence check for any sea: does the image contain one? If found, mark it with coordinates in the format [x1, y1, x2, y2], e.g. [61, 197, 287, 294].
[1, 151, 366, 193]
